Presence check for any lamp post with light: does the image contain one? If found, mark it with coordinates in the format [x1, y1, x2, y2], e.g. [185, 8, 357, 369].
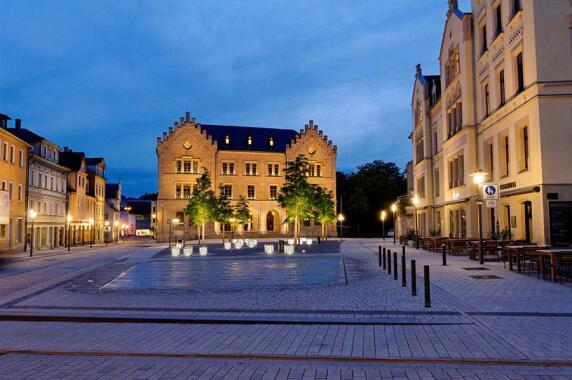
[113, 220, 119, 244]
[28, 209, 37, 257]
[411, 195, 420, 249]
[104, 221, 110, 245]
[168, 218, 180, 247]
[471, 170, 488, 265]
[66, 214, 72, 251]
[337, 213, 345, 242]
[89, 218, 94, 248]
[391, 203, 397, 244]
[380, 210, 387, 240]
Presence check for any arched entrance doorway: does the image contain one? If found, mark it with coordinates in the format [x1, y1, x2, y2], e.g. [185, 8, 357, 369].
[266, 210, 280, 232]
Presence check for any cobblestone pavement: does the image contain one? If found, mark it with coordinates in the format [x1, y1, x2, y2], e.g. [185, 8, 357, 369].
[0, 239, 570, 379]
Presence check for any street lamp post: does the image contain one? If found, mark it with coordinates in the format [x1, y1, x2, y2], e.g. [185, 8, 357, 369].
[66, 214, 72, 252]
[380, 210, 387, 241]
[89, 218, 94, 248]
[391, 203, 397, 244]
[412, 195, 420, 249]
[471, 170, 488, 265]
[28, 209, 37, 257]
[114, 220, 119, 244]
[337, 213, 345, 242]
[104, 221, 110, 246]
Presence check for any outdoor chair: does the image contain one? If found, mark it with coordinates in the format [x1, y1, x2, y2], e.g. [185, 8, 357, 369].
[558, 256, 572, 284]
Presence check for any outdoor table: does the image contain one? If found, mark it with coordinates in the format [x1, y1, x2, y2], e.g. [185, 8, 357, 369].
[537, 248, 572, 282]
[505, 245, 549, 273]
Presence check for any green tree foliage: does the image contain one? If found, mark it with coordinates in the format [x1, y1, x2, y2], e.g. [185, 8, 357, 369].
[185, 170, 216, 243]
[311, 186, 336, 239]
[337, 160, 406, 237]
[234, 196, 251, 235]
[212, 185, 234, 243]
[277, 155, 315, 244]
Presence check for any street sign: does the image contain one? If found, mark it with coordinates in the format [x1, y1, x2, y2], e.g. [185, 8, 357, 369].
[485, 200, 497, 208]
[482, 183, 499, 200]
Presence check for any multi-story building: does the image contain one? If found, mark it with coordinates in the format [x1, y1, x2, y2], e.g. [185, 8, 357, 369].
[105, 181, 122, 242]
[155, 112, 337, 241]
[59, 150, 97, 245]
[86, 158, 106, 244]
[407, 0, 572, 245]
[0, 115, 30, 253]
[8, 122, 69, 250]
[122, 198, 157, 237]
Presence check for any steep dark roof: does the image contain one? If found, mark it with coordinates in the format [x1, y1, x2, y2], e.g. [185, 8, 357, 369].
[86, 157, 105, 165]
[199, 124, 298, 152]
[6, 128, 44, 144]
[59, 151, 85, 171]
[105, 183, 120, 199]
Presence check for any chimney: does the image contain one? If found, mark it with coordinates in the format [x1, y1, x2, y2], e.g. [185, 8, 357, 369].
[15, 119, 22, 129]
[63, 146, 69, 152]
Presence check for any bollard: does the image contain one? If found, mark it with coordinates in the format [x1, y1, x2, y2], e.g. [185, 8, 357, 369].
[424, 265, 431, 307]
[387, 250, 392, 275]
[378, 246, 382, 267]
[382, 247, 387, 270]
[416, 237, 420, 250]
[401, 253, 406, 287]
[393, 251, 398, 280]
[442, 244, 447, 266]
[411, 260, 417, 296]
[402, 245, 406, 256]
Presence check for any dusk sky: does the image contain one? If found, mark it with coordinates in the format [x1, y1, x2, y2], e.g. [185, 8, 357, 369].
[1, 0, 471, 196]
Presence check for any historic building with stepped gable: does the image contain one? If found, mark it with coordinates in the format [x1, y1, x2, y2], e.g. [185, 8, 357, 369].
[155, 112, 337, 241]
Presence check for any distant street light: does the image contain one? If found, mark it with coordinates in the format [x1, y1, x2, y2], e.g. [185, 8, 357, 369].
[471, 169, 488, 265]
[380, 210, 387, 240]
[29, 209, 37, 257]
[411, 195, 420, 249]
[89, 218, 94, 248]
[104, 220, 110, 246]
[66, 214, 73, 251]
[390, 203, 397, 244]
[337, 213, 345, 242]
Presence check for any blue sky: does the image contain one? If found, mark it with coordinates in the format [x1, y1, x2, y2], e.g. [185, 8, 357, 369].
[1, 0, 470, 196]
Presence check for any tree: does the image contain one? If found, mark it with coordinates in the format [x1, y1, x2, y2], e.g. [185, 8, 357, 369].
[185, 171, 216, 244]
[234, 196, 251, 236]
[312, 185, 336, 239]
[277, 155, 314, 244]
[212, 186, 234, 243]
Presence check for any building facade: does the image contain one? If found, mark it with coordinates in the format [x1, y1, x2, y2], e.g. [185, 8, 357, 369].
[86, 158, 106, 244]
[156, 113, 337, 241]
[8, 124, 69, 250]
[105, 181, 122, 242]
[0, 116, 29, 253]
[407, 0, 572, 244]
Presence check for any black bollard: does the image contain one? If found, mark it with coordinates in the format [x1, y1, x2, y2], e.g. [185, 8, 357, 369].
[388, 250, 392, 275]
[411, 260, 417, 296]
[416, 237, 420, 250]
[382, 247, 387, 270]
[442, 244, 447, 266]
[378, 246, 382, 267]
[401, 253, 406, 287]
[393, 251, 398, 280]
[402, 245, 406, 256]
[424, 265, 431, 308]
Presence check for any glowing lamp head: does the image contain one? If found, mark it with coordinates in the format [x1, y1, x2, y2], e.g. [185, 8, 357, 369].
[172, 218, 180, 224]
[28, 209, 37, 219]
[66, 214, 73, 223]
[380, 210, 387, 221]
[471, 170, 487, 185]
[412, 195, 420, 206]
[88, 218, 94, 225]
[113, 221, 119, 227]
[337, 213, 345, 222]
[390, 203, 397, 213]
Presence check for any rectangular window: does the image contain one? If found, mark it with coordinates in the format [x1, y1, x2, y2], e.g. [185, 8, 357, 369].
[175, 184, 182, 199]
[176, 159, 182, 173]
[316, 164, 321, 177]
[18, 184, 22, 201]
[267, 163, 280, 176]
[269, 185, 277, 199]
[519, 126, 529, 172]
[484, 83, 490, 116]
[10, 145, 15, 164]
[499, 70, 505, 106]
[485, 142, 494, 179]
[247, 185, 255, 199]
[516, 52, 524, 93]
[183, 159, 191, 173]
[511, 0, 521, 18]
[309, 164, 315, 177]
[3, 142, 7, 161]
[223, 185, 232, 199]
[245, 162, 257, 176]
[417, 176, 425, 198]
[8, 182, 13, 200]
[495, 4, 503, 37]
[434, 169, 440, 197]
[480, 23, 487, 55]
[183, 184, 192, 199]
[19, 149, 24, 167]
[192, 160, 199, 173]
[500, 135, 510, 177]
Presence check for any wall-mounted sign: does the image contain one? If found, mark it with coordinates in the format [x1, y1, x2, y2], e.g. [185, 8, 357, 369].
[485, 200, 497, 208]
[500, 182, 517, 191]
[482, 183, 499, 200]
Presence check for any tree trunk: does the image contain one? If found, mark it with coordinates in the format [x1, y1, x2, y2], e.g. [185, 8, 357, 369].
[221, 223, 225, 244]
[202, 223, 205, 244]
[197, 226, 201, 244]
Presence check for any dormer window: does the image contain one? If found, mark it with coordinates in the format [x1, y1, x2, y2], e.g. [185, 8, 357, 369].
[268, 137, 274, 147]
[224, 134, 230, 145]
[247, 136, 253, 146]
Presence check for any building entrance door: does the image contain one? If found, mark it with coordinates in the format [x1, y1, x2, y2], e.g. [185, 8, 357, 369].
[266, 211, 274, 232]
[523, 201, 533, 243]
